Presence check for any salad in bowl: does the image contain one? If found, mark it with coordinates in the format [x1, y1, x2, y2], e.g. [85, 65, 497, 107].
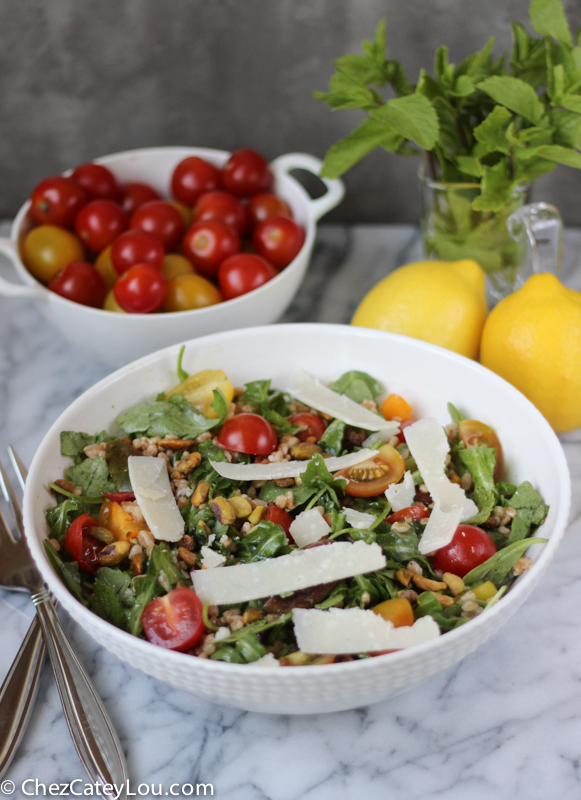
[43, 349, 549, 667]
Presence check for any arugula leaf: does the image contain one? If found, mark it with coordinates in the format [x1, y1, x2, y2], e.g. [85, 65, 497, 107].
[236, 521, 289, 563]
[318, 418, 346, 457]
[115, 391, 227, 440]
[45, 497, 88, 544]
[415, 591, 469, 631]
[529, 0, 572, 46]
[240, 379, 271, 410]
[506, 481, 549, 544]
[447, 402, 464, 424]
[264, 409, 299, 437]
[301, 454, 346, 508]
[463, 537, 547, 586]
[376, 528, 430, 571]
[457, 447, 498, 525]
[90, 579, 129, 629]
[43, 539, 86, 603]
[126, 545, 183, 636]
[331, 370, 383, 403]
[60, 432, 97, 464]
[176, 345, 189, 383]
[66, 457, 115, 496]
[258, 480, 315, 507]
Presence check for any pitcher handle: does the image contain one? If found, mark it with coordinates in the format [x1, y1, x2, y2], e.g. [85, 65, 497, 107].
[507, 202, 563, 278]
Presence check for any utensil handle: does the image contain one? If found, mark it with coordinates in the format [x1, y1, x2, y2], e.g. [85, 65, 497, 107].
[31, 590, 128, 797]
[270, 153, 345, 222]
[0, 238, 47, 300]
[0, 615, 45, 779]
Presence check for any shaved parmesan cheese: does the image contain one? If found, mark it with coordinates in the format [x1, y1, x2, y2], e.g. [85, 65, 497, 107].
[292, 608, 440, 654]
[289, 508, 331, 548]
[417, 503, 464, 555]
[209, 448, 376, 482]
[343, 508, 376, 530]
[128, 456, 184, 543]
[404, 418, 478, 520]
[288, 370, 399, 437]
[191, 541, 386, 605]
[200, 546, 227, 568]
[252, 653, 281, 667]
[385, 471, 416, 512]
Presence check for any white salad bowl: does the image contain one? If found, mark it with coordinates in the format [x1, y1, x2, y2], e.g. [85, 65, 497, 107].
[23, 324, 570, 715]
[0, 147, 344, 367]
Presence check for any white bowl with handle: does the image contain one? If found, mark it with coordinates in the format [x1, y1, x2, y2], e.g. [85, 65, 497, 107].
[23, 324, 571, 715]
[0, 147, 344, 367]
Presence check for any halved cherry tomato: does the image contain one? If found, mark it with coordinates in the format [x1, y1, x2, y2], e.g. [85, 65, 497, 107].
[130, 201, 185, 252]
[74, 200, 128, 252]
[48, 261, 107, 308]
[192, 191, 247, 236]
[459, 420, 503, 480]
[171, 156, 221, 205]
[372, 597, 414, 627]
[386, 505, 430, 524]
[334, 444, 405, 498]
[253, 215, 305, 268]
[101, 491, 136, 503]
[71, 163, 120, 201]
[432, 525, 497, 578]
[30, 176, 87, 228]
[288, 412, 326, 442]
[63, 513, 101, 574]
[142, 587, 205, 651]
[380, 394, 413, 422]
[120, 182, 161, 216]
[217, 413, 277, 455]
[221, 149, 272, 197]
[264, 503, 293, 541]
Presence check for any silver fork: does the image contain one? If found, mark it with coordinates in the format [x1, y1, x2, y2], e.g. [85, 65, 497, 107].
[0, 450, 128, 798]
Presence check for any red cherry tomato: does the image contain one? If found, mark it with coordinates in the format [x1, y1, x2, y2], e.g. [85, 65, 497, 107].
[120, 182, 161, 216]
[335, 445, 405, 498]
[130, 201, 185, 252]
[63, 514, 102, 574]
[48, 261, 107, 308]
[264, 503, 293, 541]
[217, 413, 277, 455]
[221, 149, 272, 197]
[182, 220, 240, 278]
[459, 420, 504, 480]
[192, 191, 247, 236]
[288, 412, 326, 442]
[432, 525, 497, 578]
[70, 163, 120, 201]
[101, 491, 136, 502]
[111, 229, 165, 275]
[114, 263, 168, 313]
[386, 505, 430, 524]
[247, 192, 292, 229]
[30, 176, 87, 228]
[398, 418, 416, 444]
[218, 253, 276, 300]
[253, 216, 305, 268]
[171, 156, 221, 205]
[74, 200, 128, 252]
[142, 587, 205, 651]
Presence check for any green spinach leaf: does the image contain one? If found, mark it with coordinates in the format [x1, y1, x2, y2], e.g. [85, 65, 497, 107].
[318, 419, 346, 456]
[331, 371, 383, 403]
[236, 521, 289, 563]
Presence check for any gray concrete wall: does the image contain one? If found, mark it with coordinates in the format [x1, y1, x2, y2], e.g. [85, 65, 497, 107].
[1, 0, 580, 224]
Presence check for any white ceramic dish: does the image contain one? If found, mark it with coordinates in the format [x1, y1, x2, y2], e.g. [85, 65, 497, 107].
[23, 324, 570, 715]
[0, 148, 344, 367]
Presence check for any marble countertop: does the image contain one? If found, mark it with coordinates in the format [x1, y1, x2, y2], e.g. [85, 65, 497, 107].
[1, 223, 580, 800]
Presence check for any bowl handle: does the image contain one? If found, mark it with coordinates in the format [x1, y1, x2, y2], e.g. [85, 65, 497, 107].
[270, 153, 345, 222]
[0, 238, 47, 300]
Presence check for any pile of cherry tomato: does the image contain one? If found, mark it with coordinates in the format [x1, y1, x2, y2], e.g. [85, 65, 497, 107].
[22, 150, 305, 313]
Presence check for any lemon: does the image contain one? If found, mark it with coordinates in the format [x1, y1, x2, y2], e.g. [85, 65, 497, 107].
[351, 259, 487, 360]
[480, 273, 581, 433]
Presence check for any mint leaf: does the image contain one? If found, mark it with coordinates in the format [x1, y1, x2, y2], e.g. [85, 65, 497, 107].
[472, 161, 516, 212]
[371, 94, 439, 150]
[530, 144, 581, 168]
[473, 106, 513, 154]
[456, 156, 483, 177]
[319, 118, 403, 179]
[560, 94, 581, 113]
[477, 75, 545, 124]
[530, 0, 572, 46]
[550, 108, 581, 147]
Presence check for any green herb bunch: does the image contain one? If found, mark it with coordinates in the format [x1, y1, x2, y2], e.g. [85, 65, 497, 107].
[316, 0, 581, 213]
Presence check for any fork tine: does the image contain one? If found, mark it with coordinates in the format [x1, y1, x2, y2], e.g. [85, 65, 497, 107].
[0, 503, 16, 545]
[0, 460, 23, 539]
[8, 446, 27, 490]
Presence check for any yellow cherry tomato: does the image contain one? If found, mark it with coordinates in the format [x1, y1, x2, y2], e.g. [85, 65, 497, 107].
[103, 288, 126, 312]
[162, 253, 195, 281]
[95, 245, 118, 290]
[167, 369, 234, 417]
[162, 274, 222, 312]
[167, 200, 192, 228]
[372, 597, 414, 627]
[21, 224, 84, 283]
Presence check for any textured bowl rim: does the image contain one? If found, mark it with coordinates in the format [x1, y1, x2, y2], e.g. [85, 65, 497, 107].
[24, 324, 572, 680]
[9, 145, 320, 318]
